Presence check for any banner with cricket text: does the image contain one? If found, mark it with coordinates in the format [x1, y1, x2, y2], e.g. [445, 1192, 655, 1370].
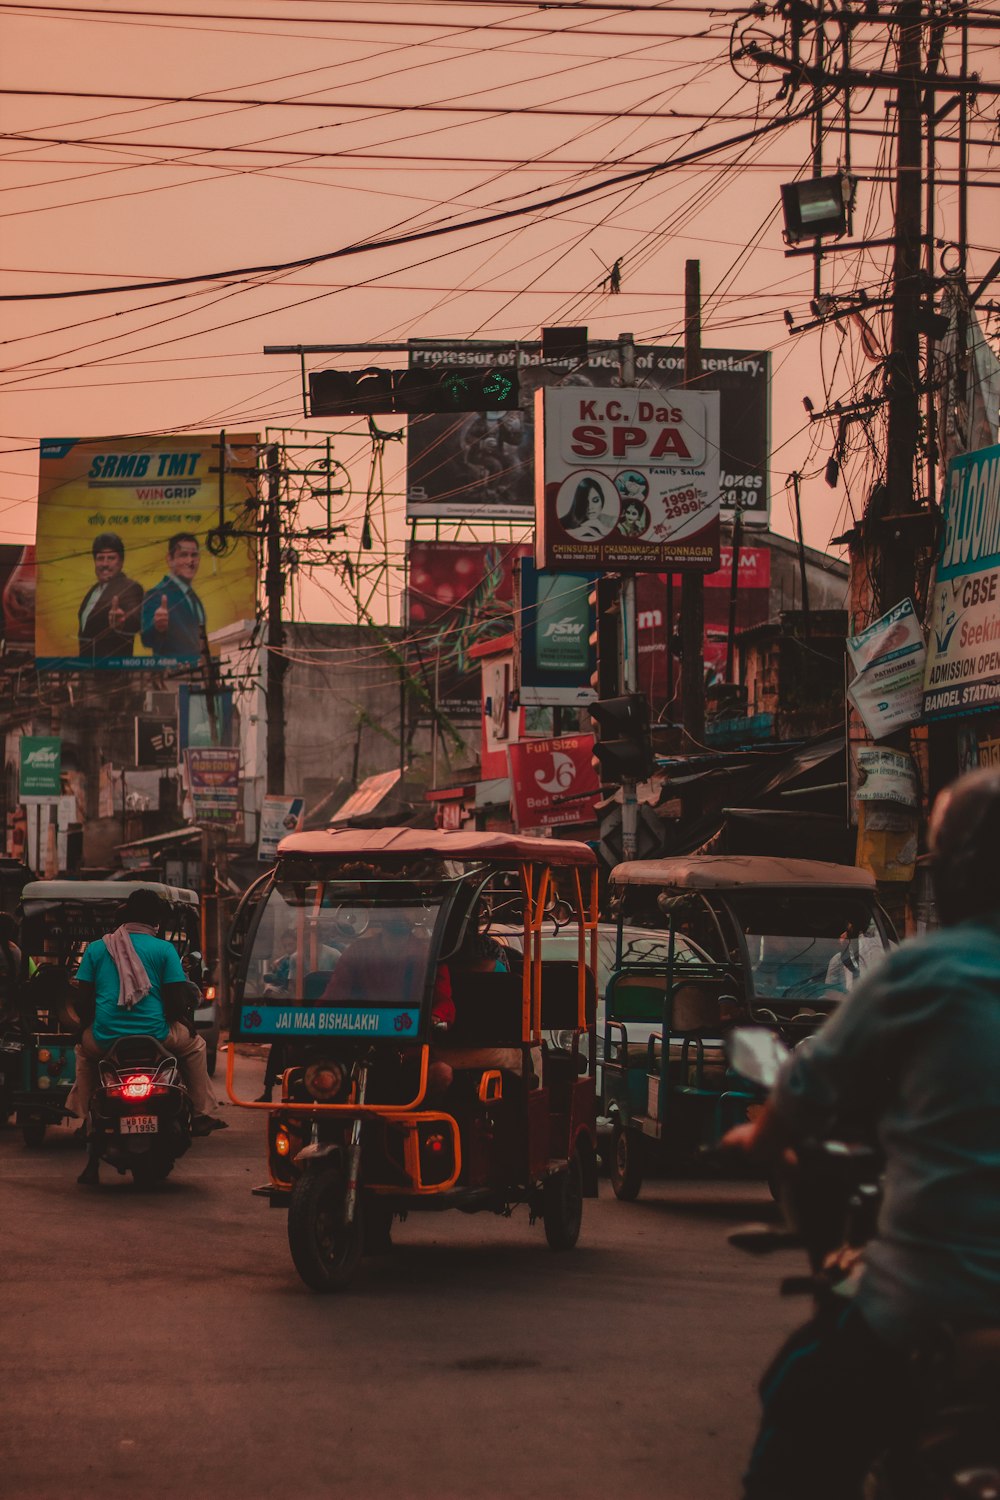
[35, 434, 258, 671]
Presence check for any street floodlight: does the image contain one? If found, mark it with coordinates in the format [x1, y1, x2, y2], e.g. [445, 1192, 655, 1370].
[780, 172, 854, 246]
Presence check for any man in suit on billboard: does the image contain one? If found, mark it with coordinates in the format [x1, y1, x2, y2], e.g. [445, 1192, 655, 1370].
[77, 531, 143, 662]
[140, 533, 206, 659]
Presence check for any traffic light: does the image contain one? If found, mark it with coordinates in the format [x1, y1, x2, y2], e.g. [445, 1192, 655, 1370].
[308, 365, 520, 417]
[588, 576, 621, 698]
[589, 693, 654, 783]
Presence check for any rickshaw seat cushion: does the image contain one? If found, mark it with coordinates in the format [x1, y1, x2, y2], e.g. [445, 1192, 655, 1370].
[538, 961, 596, 1029]
[671, 981, 724, 1034]
[607, 973, 665, 1025]
[448, 972, 523, 1046]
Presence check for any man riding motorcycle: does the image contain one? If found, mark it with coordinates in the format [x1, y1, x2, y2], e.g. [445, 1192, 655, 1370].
[723, 768, 1000, 1500]
[67, 887, 225, 1184]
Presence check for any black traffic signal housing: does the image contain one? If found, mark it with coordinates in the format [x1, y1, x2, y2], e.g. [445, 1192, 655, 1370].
[309, 365, 520, 417]
[588, 576, 621, 699]
[589, 693, 654, 784]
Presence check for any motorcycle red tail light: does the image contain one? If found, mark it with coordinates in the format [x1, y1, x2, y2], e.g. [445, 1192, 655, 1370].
[122, 1073, 153, 1099]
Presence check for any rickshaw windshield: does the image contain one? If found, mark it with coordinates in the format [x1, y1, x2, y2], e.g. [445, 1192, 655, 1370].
[726, 891, 888, 1003]
[242, 878, 452, 1008]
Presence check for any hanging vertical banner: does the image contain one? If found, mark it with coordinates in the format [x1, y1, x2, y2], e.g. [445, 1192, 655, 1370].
[514, 558, 596, 707]
[184, 747, 241, 824]
[19, 736, 62, 800]
[35, 433, 259, 671]
[535, 386, 721, 572]
[924, 442, 1000, 719]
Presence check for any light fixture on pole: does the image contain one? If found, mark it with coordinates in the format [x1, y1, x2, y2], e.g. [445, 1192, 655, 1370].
[780, 172, 855, 245]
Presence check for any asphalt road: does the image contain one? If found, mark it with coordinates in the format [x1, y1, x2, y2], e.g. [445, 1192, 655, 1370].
[0, 1049, 804, 1500]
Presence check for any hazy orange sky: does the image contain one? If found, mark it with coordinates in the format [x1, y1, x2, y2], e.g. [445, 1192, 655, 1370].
[2, 1, 998, 623]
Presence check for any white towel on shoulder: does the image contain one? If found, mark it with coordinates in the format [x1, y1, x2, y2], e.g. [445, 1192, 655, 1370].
[103, 922, 156, 1010]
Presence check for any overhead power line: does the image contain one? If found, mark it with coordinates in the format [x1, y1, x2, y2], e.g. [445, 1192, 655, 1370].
[0, 106, 814, 303]
[2, 85, 771, 119]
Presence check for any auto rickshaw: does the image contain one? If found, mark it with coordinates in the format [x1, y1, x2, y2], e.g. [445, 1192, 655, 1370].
[225, 828, 600, 1292]
[10, 880, 202, 1147]
[601, 855, 897, 1199]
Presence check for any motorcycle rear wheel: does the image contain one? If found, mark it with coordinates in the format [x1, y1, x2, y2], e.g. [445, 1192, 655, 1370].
[130, 1156, 174, 1187]
[288, 1165, 363, 1293]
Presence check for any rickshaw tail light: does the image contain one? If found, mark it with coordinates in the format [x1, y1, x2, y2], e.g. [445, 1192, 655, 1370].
[275, 1129, 292, 1156]
[204, 986, 217, 1001]
[417, 1122, 455, 1186]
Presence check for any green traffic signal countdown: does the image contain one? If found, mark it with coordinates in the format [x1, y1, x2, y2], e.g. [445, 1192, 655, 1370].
[309, 365, 520, 417]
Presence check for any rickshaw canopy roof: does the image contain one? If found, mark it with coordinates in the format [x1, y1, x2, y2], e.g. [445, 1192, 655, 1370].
[20, 880, 199, 909]
[610, 855, 877, 892]
[277, 827, 597, 869]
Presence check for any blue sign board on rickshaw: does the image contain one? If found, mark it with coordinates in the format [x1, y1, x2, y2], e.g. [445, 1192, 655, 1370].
[234, 1005, 422, 1041]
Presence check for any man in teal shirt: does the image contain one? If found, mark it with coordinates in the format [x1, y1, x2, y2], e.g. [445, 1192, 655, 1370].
[68, 889, 224, 1176]
[725, 768, 1000, 1499]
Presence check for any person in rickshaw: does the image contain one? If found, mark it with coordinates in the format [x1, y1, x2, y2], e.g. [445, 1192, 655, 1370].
[429, 919, 522, 1093]
[66, 888, 226, 1165]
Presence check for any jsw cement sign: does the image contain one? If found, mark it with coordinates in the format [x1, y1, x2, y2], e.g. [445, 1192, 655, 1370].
[19, 736, 62, 798]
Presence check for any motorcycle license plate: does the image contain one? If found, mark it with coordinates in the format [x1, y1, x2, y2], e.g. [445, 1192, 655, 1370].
[121, 1114, 158, 1135]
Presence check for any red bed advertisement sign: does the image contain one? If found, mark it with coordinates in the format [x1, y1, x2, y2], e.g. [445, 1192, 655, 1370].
[508, 734, 599, 831]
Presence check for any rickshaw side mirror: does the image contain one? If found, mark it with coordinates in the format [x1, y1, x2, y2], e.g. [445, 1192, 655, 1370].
[727, 1026, 789, 1090]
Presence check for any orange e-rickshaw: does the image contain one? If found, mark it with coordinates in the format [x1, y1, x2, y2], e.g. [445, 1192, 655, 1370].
[226, 828, 599, 1292]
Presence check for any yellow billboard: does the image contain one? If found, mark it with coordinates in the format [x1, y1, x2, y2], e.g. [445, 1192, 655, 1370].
[35, 434, 259, 670]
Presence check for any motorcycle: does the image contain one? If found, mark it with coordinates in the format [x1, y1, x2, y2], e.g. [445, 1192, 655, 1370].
[79, 1034, 193, 1188]
[726, 1028, 1000, 1500]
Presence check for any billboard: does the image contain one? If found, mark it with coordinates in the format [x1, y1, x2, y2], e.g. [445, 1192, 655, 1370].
[924, 443, 1000, 719]
[508, 733, 599, 831]
[635, 544, 772, 697]
[0, 544, 36, 652]
[406, 540, 531, 720]
[406, 341, 769, 526]
[514, 559, 596, 708]
[535, 387, 721, 572]
[35, 434, 258, 671]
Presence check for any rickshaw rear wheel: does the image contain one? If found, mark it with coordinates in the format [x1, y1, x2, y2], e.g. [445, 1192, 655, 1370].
[543, 1148, 583, 1251]
[288, 1165, 363, 1293]
[20, 1119, 46, 1148]
[610, 1120, 643, 1201]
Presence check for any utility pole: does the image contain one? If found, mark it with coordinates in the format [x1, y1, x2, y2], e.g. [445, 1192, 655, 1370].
[880, 0, 924, 614]
[681, 260, 706, 746]
[618, 331, 640, 861]
[265, 443, 287, 796]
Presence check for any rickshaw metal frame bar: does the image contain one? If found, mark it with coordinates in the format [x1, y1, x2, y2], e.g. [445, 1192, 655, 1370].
[225, 1040, 432, 1114]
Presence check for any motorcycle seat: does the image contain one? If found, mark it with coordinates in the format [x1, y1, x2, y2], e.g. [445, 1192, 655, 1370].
[103, 1034, 174, 1068]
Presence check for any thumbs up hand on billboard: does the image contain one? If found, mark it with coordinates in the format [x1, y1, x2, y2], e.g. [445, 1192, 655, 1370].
[108, 597, 124, 629]
[154, 593, 169, 633]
